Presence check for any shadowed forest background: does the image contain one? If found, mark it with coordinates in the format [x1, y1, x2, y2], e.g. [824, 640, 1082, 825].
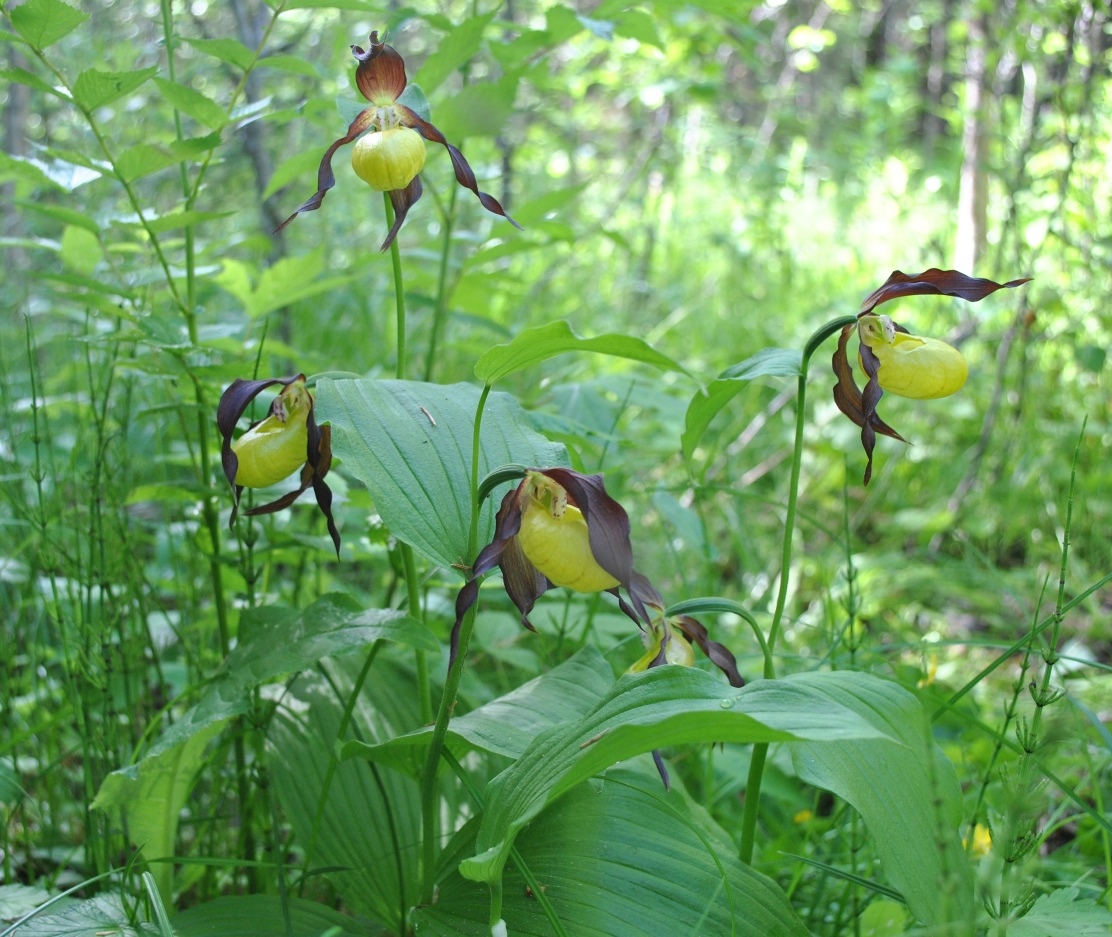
[1, 0, 1110, 935]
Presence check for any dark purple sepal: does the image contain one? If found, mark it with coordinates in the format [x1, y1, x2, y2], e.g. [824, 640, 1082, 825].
[382, 175, 423, 251]
[352, 32, 408, 103]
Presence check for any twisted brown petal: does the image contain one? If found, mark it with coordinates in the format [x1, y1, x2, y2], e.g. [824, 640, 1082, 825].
[275, 108, 376, 232]
[450, 483, 549, 667]
[397, 106, 521, 231]
[860, 268, 1031, 315]
[382, 175, 423, 251]
[352, 31, 407, 104]
[831, 324, 905, 485]
[672, 615, 744, 688]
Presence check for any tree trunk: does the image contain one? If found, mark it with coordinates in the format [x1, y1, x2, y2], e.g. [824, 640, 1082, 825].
[954, 10, 989, 273]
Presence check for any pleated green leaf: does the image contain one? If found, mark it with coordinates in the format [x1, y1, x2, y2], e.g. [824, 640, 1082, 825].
[317, 379, 567, 570]
[173, 895, 363, 937]
[270, 657, 424, 931]
[417, 767, 810, 937]
[344, 645, 615, 770]
[789, 670, 974, 926]
[461, 667, 893, 885]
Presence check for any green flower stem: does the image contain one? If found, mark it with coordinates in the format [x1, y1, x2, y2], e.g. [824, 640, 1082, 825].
[423, 184, 459, 382]
[419, 383, 492, 905]
[739, 315, 857, 865]
[383, 193, 432, 725]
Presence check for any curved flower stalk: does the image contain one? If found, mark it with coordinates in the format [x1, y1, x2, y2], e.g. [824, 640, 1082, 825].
[276, 30, 521, 251]
[832, 268, 1030, 484]
[452, 468, 657, 662]
[217, 375, 340, 556]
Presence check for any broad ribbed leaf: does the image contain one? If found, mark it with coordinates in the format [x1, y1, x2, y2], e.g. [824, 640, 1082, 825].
[418, 768, 810, 937]
[270, 659, 424, 930]
[475, 320, 687, 385]
[460, 667, 893, 885]
[227, 593, 437, 688]
[344, 645, 614, 770]
[13, 894, 156, 936]
[789, 671, 974, 926]
[173, 895, 363, 937]
[317, 379, 567, 569]
[91, 722, 225, 902]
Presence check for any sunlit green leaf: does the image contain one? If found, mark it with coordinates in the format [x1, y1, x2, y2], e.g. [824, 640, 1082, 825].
[344, 645, 615, 770]
[10, 0, 88, 51]
[153, 77, 227, 130]
[72, 66, 159, 111]
[789, 671, 974, 925]
[413, 13, 496, 95]
[475, 320, 688, 385]
[461, 667, 893, 885]
[418, 768, 810, 937]
[185, 37, 255, 70]
[92, 723, 225, 902]
[317, 379, 567, 569]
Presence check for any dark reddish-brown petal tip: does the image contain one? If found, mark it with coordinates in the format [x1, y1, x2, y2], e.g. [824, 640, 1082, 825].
[352, 31, 407, 103]
[274, 109, 375, 233]
[859, 268, 1031, 315]
[672, 615, 744, 688]
[381, 175, 423, 251]
[399, 107, 522, 231]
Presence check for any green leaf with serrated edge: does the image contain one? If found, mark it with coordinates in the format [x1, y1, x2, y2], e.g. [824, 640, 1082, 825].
[344, 645, 614, 771]
[316, 379, 567, 570]
[475, 320, 687, 385]
[789, 671, 973, 925]
[1009, 887, 1112, 937]
[185, 37, 254, 70]
[0, 885, 51, 922]
[418, 768, 810, 937]
[92, 722, 225, 903]
[17, 199, 98, 232]
[72, 66, 158, 111]
[173, 895, 364, 937]
[153, 77, 227, 130]
[413, 13, 496, 95]
[0, 66, 70, 99]
[682, 348, 802, 464]
[10, 0, 88, 51]
[459, 667, 893, 885]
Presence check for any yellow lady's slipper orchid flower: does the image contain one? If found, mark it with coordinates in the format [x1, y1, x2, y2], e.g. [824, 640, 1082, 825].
[231, 380, 313, 488]
[857, 314, 968, 399]
[516, 472, 619, 592]
[277, 30, 520, 251]
[832, 268, 1030, 484]
[217, 374, 340, 556]
[452, 468, 641, 666]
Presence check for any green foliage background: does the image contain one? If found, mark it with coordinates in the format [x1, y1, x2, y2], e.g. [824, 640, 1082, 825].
[1, 0, 1110, 934]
